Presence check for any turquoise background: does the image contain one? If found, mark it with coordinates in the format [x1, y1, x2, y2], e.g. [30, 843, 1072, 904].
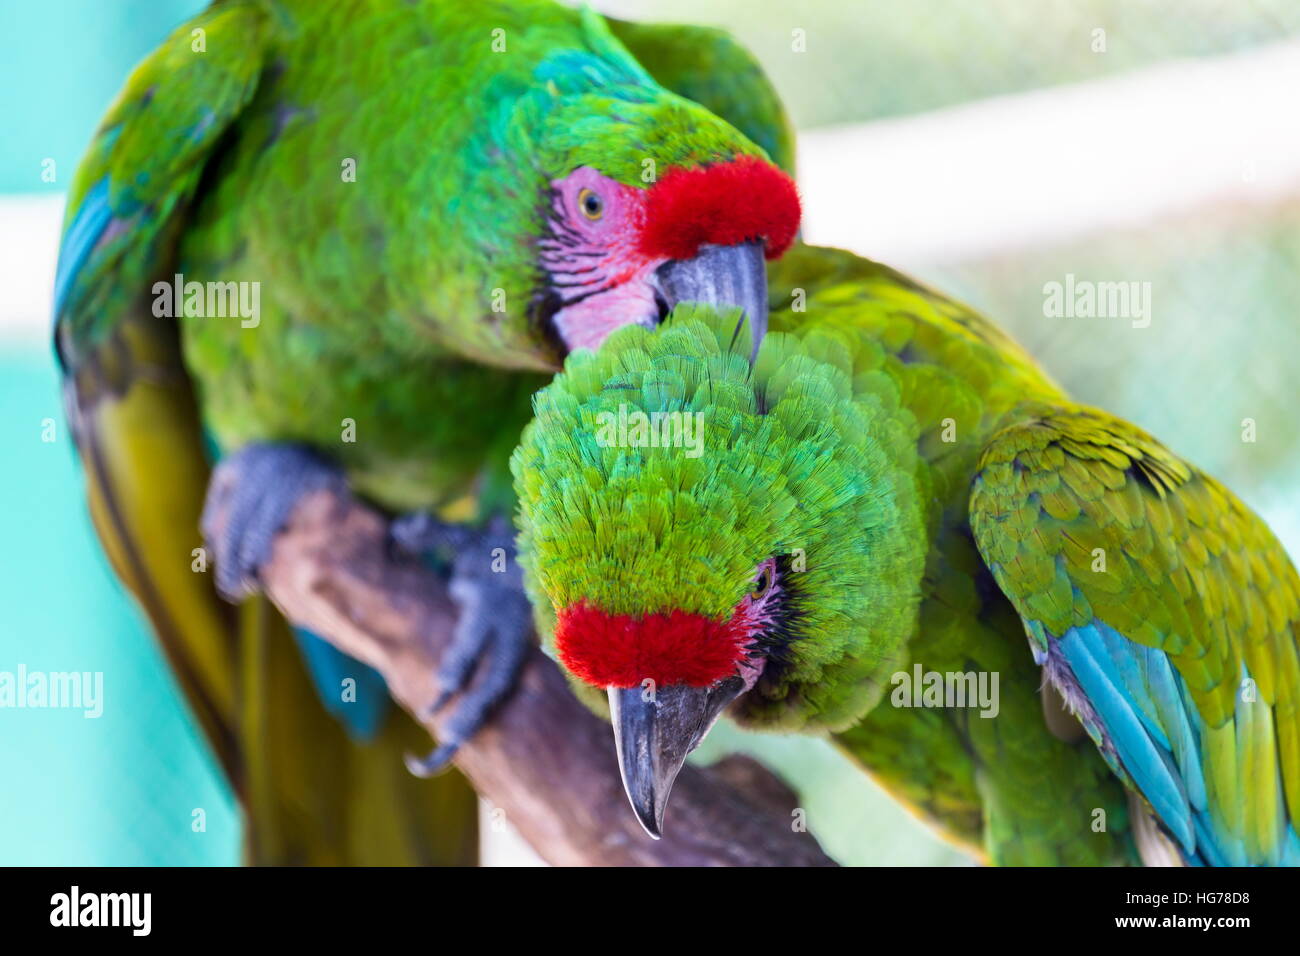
[0, 356, 239, 865]
[0, 1, 205, 194]
[0, 0, 236, 865]
[1, 0, 1295, 867]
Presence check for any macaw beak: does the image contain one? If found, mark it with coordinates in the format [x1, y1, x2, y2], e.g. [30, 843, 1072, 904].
[607, 677, 746, 838]
[655, 240, 768, 359]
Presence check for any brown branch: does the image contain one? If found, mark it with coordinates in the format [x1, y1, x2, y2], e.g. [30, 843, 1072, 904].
[249, 488, 835, 866]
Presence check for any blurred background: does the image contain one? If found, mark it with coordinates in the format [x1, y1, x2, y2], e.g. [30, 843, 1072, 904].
[2, 0, 1297, 866]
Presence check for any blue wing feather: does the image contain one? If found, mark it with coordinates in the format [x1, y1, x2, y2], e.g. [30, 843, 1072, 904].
[291, 627, 391, 742]
[53, 178, 113, 317]
[1052, 621, 1300, 865]
[1058, 624, 1196, 852]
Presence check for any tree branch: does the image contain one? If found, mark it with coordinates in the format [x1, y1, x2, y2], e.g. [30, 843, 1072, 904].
[248, 488, 835, 866]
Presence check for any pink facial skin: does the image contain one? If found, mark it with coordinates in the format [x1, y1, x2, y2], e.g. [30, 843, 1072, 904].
[729, 557, 784, 691]
[539, 167, 668, 352]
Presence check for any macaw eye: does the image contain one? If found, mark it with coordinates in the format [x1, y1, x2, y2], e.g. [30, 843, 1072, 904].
[577, 187, 604, 220]
[751, 565, 775, 600]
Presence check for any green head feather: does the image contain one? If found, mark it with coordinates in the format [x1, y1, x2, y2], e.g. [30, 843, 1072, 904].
[512, 306, 929, 731]
[498, 8, 770, 185]
[448, 5, 775, 364]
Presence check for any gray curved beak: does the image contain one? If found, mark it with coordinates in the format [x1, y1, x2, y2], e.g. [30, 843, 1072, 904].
[656, 241, 768, 359]
[608, 677, 746, 839]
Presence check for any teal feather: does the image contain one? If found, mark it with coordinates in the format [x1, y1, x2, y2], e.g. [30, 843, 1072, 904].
[1057, 620, 1300, 865]
[1060, 624, 1196, 853]
[291, 627, 390, 742]
[53, 178, 111, 316]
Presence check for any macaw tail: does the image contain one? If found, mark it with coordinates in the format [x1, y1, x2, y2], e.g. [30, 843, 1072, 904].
[52, 0, 479, 865]
[60, 315, 479, 864]
[292, 627, 393, 742]
[58, 298, 478, 866]
[238, 598, 478, 865]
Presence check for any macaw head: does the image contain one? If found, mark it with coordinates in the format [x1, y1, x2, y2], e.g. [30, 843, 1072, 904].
[458, 10, 799, 367]
[511, 308, 927, 837]
[533, 149, 797, 356]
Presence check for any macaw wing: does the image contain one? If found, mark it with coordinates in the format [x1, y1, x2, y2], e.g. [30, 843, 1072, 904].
[969, 403, 1300, 865]
[605, 16, 796, 173]
[54, 4, 478, 864]
[54, 2, 272, 791]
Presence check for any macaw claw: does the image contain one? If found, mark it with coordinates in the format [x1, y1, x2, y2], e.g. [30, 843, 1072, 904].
[201, 442, 346, 602]
[391, 513, 532, 776]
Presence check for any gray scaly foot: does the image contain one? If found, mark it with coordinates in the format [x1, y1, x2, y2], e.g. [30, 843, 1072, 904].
[200, 443, 345, 602]
[389, 513, 531, 774]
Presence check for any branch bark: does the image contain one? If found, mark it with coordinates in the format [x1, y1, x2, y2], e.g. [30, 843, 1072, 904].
[249, 488, 835, 866]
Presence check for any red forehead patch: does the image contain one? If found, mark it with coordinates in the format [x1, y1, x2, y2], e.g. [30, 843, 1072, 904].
[638, 156, 800, 262]
[555, 602, 746, 688]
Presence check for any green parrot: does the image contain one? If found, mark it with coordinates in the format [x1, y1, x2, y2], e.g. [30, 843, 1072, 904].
[53, 0, 800, 864]
[511, 245, 1300, 866]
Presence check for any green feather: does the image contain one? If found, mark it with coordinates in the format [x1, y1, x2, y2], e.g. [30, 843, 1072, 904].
[516, 243, 1154, 865]
[55, 0, 795, 863]
[513, 305, 929, 731]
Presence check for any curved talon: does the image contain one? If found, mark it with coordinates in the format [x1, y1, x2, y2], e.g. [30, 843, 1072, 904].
[431, 602, 491, 707]
[404, 743, 461, 778]
[427, 687, 456, 716]
[439, 628, 528, 744]
[394, 510, 532, 778]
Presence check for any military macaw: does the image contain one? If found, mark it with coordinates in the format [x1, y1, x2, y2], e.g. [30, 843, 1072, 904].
[511, 245, 1300, 866]
[53, 0, 799, 864]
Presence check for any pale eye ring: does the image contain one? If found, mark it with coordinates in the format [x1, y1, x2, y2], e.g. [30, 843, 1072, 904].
[577, 187, 604, 220]
[751, 566, 775, 600]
